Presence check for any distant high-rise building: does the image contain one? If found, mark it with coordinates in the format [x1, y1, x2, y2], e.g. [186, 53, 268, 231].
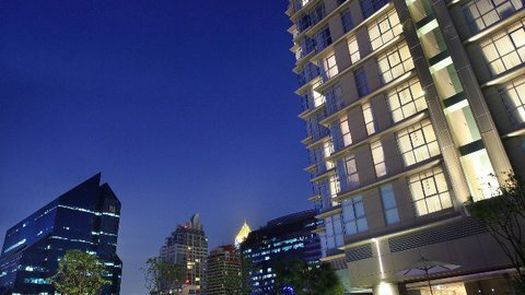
[234, 221, 251, 248]
[241, 210, 321, 295]
[207, 245, 241, 295]
[287, 0, 525, 293]
[0, 173, 122, 295]
[160, 214, 208, 295]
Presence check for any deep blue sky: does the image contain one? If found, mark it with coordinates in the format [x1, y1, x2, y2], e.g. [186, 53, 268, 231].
[0, 1, 311, 294]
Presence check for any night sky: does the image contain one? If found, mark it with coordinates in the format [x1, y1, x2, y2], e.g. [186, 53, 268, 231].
[0, 1, 311, 294]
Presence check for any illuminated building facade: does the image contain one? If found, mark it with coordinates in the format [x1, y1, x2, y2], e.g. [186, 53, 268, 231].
[234, 221, 251, 248]
[207, 245, 241, 295]
[241, 210, 321, 295]
[160, 214, 208, 295]
[287, 0, 525, 293]
[0, 173, 122, 295]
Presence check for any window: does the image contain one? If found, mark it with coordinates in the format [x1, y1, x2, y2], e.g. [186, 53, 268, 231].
[347, 35, 361, 64]
[329, 175, 341, 200]
[362, 102, 376, 135]
[463, 0, 524, 34]
[342, 196, 368, 235]
[481, 19, 525, 76]
[397, 119, 440, 166]
[499, 75, 525, 123]
[360, 0, 390, 18]
[325, 85, 344, 114]
[316, 27, 333, 51]
[368, 9, 402, 50]
[409, 166, 452, 216]
[324, 214, 344, 248]
[460, 148, 499, 201]
[343, 154, 359, 189]
[380, 184, 399, 224]
[378, 42, 414, 84]
[371, 140, 387, 177]
[322, 52, 339, 80]
[311, 81, 326, 107]
[387, 79, 427, 122]
[323, 141, 335, 170]
[339, 115, 353, 147]
[341, 9, 354, 32]
[354, 67, 370, 97]
[299, 62, 320, 85]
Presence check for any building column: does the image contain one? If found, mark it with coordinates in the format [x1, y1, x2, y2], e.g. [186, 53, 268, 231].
[373, 281, 400, 295]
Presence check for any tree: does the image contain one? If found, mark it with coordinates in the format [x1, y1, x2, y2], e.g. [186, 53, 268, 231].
[468, 173, 525, 291]
[274, 259, 344, 295]
[50, 249, 110, 295]
[239, 254, 253, 295]
[142, 257, 185, 295]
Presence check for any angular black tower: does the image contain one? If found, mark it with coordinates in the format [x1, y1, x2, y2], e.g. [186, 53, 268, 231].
[0, 173, 122, 295]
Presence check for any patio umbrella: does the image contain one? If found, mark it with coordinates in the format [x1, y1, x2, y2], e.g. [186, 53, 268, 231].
[397, 257, 460, 295]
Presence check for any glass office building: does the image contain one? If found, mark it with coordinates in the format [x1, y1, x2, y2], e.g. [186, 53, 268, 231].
[241, 210, 322, 295]
[0, 173, 122, 295]
[287, 0, 525, 293]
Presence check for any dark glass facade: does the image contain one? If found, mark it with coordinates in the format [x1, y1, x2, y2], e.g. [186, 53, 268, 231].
[0, 173, 122, 295]
[240, 210, 321, 295]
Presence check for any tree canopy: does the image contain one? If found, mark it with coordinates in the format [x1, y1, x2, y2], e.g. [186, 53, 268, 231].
[274, 259, 344, 295]
[51, 249, 110, 295]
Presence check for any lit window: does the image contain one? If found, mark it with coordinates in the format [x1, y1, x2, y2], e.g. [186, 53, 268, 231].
[354, 67, 369, 97]
[463, 0, 524, 34]
[377, 42, 414, 84]
[323, 141, 335, 170]
[460, 149, 499, 201]
[371, 140, 387, 177]
[362, 102, 376, 135]
[312, 81, 326, 107]
[339, 115, 353, 147]
[397, 119, 440, 166]
[387, 79, 427, 123]
[380, 184, 399, 224]
[329, 175, 341, 200]
[409, 166, 452, 216]
[367, 9, 402, 50]
[481, 19, 525, 76]
[499, 75, 525, 124]
[347, 35, 361, 64]
[342, 196, 368, 235]
[322, 52, 339, 80]
[343, 154, 359, 190]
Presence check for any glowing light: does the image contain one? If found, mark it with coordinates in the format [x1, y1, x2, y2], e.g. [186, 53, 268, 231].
[372, 238, 385, 279]
[235, 221, 252, 247]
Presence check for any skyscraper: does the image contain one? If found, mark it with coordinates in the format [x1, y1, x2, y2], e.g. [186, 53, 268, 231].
[0, 173, 122, 295]
[160, 214, 208, 295]
[287, 0, 525, 293]
[241, 210, 321, 295]
[207, 245, 241, 295]
[234, 221, 251, 248]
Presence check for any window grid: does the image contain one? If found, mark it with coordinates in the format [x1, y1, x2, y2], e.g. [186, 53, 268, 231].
[371, 140, 387, 177]
[378, 42, 414, 84]
[339, 115, 353, 147]
[323, 141, 335, 170]
[362, 102, 376, 135]
[341, 9, 354, 32]
[329, 175, 341, 200]
[481, 19, 525, 76]
[409, 166, 452, 216]
[463, 0, 524, 34]
[397, 119, 440, 166]
[499, 75, 525, 124]
[348, 35, 361, 64]
[387, 79, 428, 123]
[343, 154, 360, 190]
[360, 0, 390, 18]
[368, 9, 402, 51]
[316, 27, 333, 51]
[326, 85, 344, 114]
[355, 67, 370, 97]
[322, 52, 339, 81]
[342, 196, 368, 235]
[380, 184, 400, 224]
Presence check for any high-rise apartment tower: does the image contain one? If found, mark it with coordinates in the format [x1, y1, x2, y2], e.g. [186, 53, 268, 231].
[287, 0, 525, 293]
[160, 214, 208, 295]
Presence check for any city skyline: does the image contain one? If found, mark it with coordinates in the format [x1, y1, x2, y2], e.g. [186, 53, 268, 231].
[0, 1, 309, 294]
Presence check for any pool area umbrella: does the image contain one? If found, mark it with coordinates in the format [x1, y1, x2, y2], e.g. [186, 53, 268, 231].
[398, 257, 460, 295]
